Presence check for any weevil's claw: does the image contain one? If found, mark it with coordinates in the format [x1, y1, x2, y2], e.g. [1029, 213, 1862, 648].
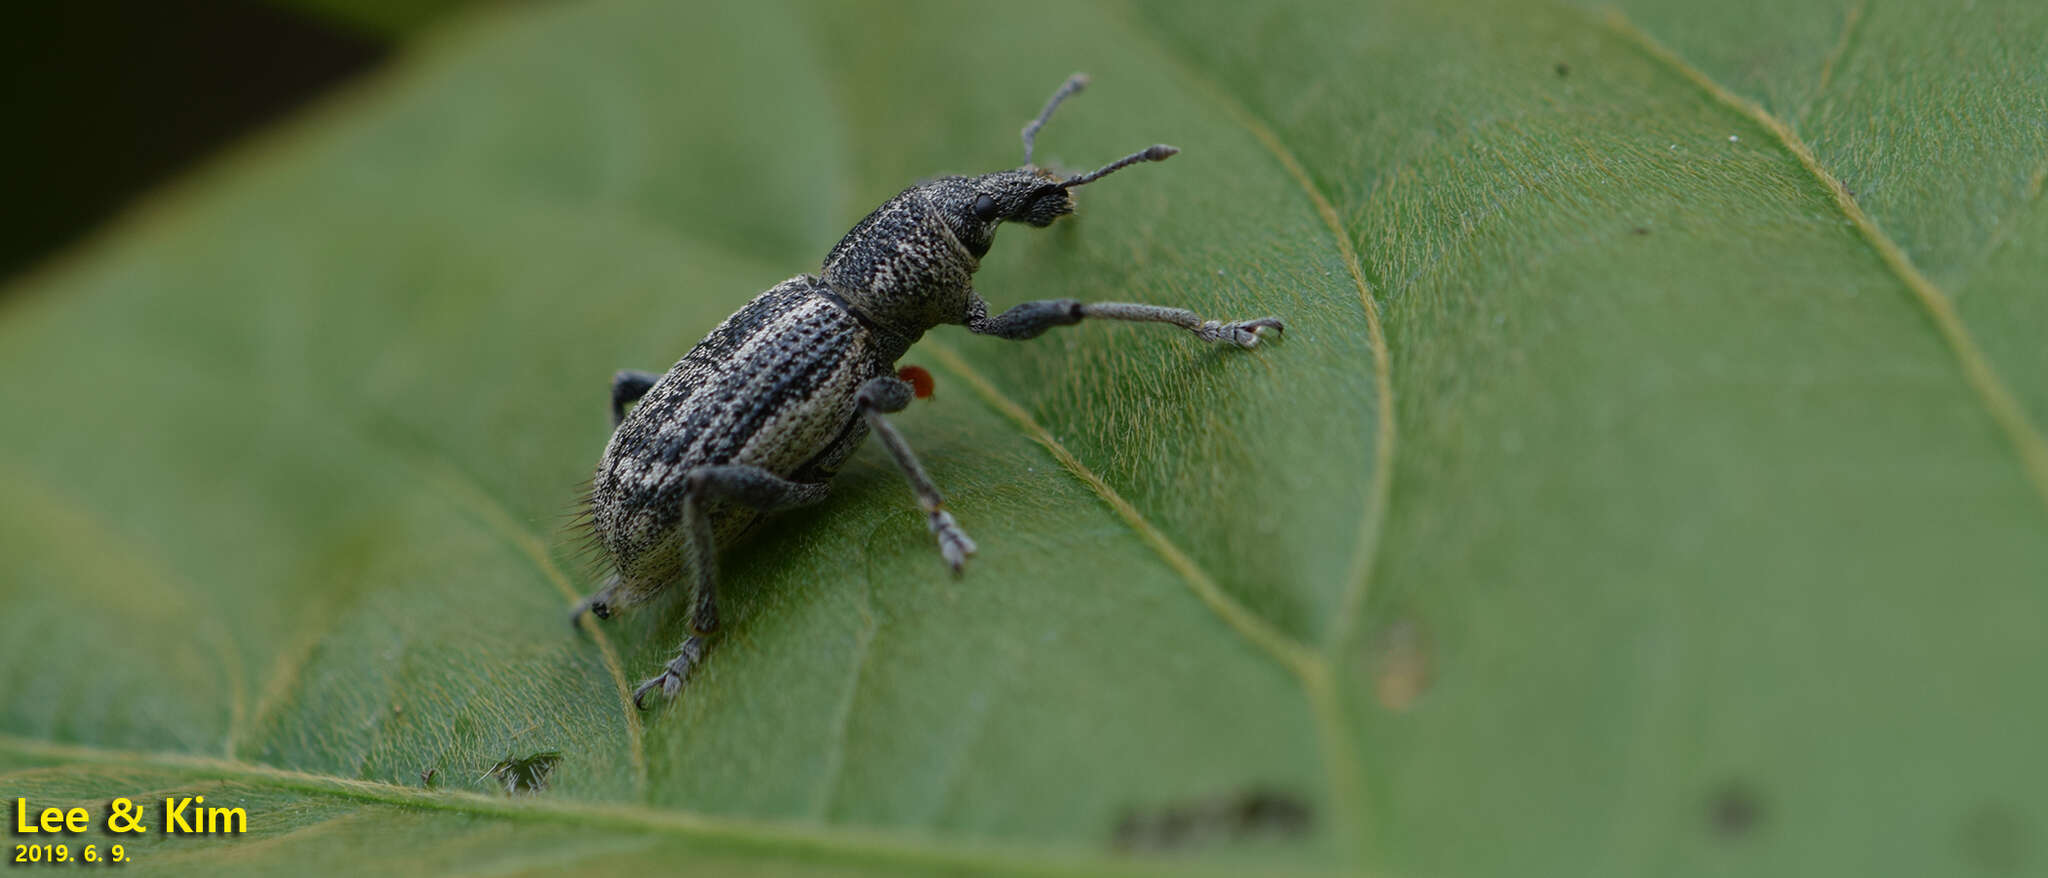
[1199, 317, 1286, 349]
[632, 636, 705, 709]
[930, 509, 977, 576]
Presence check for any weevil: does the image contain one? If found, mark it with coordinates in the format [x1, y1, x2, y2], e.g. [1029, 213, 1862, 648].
[574, 75, 1285, 707]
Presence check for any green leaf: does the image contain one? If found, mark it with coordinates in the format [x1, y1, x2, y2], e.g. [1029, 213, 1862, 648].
[3, 1, 2044, 876]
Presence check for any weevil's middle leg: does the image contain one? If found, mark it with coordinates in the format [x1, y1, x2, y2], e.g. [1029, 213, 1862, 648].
[965, 295, 1284, 348]
[858, 375, 977, 573]
[611, 369, 662, 426]
[631, 464, 829, 707]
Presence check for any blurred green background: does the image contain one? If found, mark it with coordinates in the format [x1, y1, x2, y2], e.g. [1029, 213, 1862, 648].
[0, 1, 475, 282]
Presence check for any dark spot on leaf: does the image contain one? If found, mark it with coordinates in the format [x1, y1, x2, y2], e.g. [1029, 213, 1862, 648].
[1113, 787, 1312, 852]
[1632, 226, 1651, 236]
[1554, 61, 1571, 77]
[1956, 802, 2030, 874]
[484, 750, 561, 795]
[1708, 782, 1762, 839]
[1368, 617, 1432, 711]
[1230, 790, 1312, 838]
[420, 767, 438, 789]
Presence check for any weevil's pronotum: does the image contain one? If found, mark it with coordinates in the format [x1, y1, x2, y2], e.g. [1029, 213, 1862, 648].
[573, 75, 1285, 707]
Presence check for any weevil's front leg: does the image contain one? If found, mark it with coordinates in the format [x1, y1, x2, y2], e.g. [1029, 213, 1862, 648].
[858, 375, 977, 573]
[965, 296, 1284, 348]
[630, 464, 829, 708]
[610, 369, 663, 426]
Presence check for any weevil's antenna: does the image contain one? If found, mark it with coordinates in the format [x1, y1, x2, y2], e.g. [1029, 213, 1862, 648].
[1060, 144, 1179, 188]
[1021, 73, 1090, 165]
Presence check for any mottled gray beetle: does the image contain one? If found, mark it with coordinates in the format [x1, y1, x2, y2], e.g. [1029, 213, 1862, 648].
[574, 75, 1284, 707]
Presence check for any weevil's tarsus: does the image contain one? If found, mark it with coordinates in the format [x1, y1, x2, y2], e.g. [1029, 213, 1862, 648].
[1021, 72, 1090, 165]
[1061, 144, 1179, 189]
[634, 635, 705, 709]
[929, 508, 977, 574]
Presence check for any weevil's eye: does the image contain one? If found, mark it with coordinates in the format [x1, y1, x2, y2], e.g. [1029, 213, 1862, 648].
[972, 193, 999, 221]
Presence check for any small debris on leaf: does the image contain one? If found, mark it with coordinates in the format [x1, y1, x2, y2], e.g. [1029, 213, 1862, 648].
[483, 750, 562, 794]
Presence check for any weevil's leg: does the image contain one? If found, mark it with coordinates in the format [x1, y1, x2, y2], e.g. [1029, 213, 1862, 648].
[631, 464, 829, 707]
[633, 635, 703, 709]
[567, 574, 621, 630]
[857, 375, 977, 573]
[676, 465, 830, 636]
[965, 295, 1284, 349]
[610, 370, 662, 426]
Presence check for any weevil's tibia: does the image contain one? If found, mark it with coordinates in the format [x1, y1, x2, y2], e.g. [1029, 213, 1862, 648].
[631, 464, 829, 706]
[965, 297, 1285, 348]
[610, 370, 662, 426]
[857, 375, 977, 573]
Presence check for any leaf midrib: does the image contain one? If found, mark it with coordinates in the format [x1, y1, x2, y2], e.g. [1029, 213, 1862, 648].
[0, 735, 1321, 878]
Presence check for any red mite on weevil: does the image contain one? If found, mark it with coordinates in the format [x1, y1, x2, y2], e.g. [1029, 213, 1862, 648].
[896, 365, 935, 399]
[572, 75, 1286, 708]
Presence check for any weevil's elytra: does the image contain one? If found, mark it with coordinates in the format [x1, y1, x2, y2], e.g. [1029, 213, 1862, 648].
[573, 74, 1287, 708]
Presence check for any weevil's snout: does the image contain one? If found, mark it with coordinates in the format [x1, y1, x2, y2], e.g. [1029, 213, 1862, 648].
[936, 170, 1069, 259]
[962, 168, 1071, 229]
[1013, 175, 1074, 227]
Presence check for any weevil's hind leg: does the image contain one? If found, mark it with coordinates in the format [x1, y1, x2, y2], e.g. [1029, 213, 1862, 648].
[964, 294, 1284, 349]
[611, 370, 662, 426]
[858, 375, 977, 573]
[567, 574, 621, 631]
[631, 465, 830, 707]
[634, 635, 704, 709]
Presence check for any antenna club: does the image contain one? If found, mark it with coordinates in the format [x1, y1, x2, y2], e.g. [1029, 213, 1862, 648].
[1145, 144, 1179, 161]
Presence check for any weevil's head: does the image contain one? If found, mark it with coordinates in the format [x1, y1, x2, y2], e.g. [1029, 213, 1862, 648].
[926, 144, 1179, 256]
[818, 74, 1176, 339]
[929, 168, 1073, 258]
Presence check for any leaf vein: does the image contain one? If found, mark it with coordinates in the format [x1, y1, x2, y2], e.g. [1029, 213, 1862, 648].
[1605, 9, 2048, 514]
[418, 462, 651, 799]
[922, 341, 1318, 678]
[1110, 7, 1395, 862]
[0, 734, 1261, 878]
